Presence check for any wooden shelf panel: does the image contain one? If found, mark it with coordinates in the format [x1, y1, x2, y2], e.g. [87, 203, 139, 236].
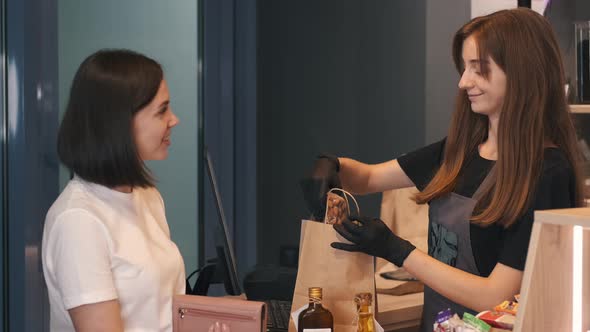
[570, 104, 590, 113]
[534, 207, 590, 226]
[514, 208, 590, 331]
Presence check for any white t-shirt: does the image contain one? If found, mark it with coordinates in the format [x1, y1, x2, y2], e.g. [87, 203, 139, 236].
[42, 176, 186, 332]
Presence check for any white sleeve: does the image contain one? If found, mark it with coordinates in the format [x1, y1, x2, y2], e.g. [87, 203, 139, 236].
[44, 209, 118, 310]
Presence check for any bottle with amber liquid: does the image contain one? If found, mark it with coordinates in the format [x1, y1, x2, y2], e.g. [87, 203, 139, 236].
[354, 292, 374, 332]
[298, 287, 334, 332]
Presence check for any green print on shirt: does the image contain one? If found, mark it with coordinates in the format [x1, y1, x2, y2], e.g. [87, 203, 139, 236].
[428, 222, 458, 266]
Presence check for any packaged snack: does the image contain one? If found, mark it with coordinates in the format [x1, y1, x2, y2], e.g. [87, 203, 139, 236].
[447, 315, 464, 330]
[476, 310, 515, 330]
[435, 308, 453, 324]
[325, 191, 348, 224]
[494, 300, 519, 315]
[433, 309, 463, 332]
[462, 312, 491, 332]
[433, 308, 453, 331]
[432, 309, 496, 332]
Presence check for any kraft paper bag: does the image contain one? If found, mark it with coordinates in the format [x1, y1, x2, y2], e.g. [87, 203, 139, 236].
[289, 190, 376, 332]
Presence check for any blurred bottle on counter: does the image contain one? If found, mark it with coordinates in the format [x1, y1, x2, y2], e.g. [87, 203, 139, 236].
[575, 21, 590, 103]
[298, 287, 333, 332]
[355, 292, 374, 332]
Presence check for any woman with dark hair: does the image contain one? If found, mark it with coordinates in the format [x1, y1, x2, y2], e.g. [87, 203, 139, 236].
[42, 49, 183, 332]
[304, 8, 583, 330]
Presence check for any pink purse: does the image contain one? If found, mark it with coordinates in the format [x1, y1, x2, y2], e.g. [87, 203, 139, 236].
[172, 294, 267, 332]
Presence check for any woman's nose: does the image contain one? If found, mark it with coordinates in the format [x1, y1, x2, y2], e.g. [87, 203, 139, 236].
[169, 110, 180, 127]
[458, 71, 473, 90]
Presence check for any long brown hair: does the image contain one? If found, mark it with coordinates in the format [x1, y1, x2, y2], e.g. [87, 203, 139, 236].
[414, 8, 584, 227]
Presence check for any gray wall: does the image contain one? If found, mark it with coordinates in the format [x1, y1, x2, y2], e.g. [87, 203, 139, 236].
[256, 0, 473, 266]
[258, 1, 439, 265]
[425, 0, 470, 143]
[57, 0, 200, 270]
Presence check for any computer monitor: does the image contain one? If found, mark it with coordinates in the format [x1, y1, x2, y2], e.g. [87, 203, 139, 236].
[190, 147, 241, 296]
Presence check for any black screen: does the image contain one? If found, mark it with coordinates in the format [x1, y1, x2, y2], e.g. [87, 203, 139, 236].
[190, 148, 241, 295]
[200, 148, 241, 295]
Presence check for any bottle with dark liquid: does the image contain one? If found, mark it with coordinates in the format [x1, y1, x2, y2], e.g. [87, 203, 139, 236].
[354, 292, 374, 332]
[298, 287, 334, 332]
[576, 21, 590, 103]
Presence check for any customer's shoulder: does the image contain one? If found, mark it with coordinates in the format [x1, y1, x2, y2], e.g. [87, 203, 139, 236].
[134, 185, 164, 205]
[51, 179, 95, 207]
[46, 180, 100, 220]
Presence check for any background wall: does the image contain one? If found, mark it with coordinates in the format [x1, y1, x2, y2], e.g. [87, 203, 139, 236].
[257, 0, 471, 266]
[57, 0, 200, 270]
[425, 0, 470, 143]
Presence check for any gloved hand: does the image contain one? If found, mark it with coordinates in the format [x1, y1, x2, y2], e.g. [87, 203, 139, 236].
[331, 215, 416, 267]
[300, 154, 342, 221]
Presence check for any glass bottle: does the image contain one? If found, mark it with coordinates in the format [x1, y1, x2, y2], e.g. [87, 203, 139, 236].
[298, 287, 334, 332]
[575, 21, 590, 103]
[355, 292, 374, 332]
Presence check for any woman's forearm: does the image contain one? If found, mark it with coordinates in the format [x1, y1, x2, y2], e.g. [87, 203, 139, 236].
[338, 157, 373, 194]
[69, 300, 124, 332]
[403, 250, 522, 312]
[339, 157, 414, 194]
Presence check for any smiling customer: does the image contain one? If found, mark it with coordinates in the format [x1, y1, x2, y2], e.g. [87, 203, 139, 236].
[302, 8, 584, 331]
[42, 49, 184, 332]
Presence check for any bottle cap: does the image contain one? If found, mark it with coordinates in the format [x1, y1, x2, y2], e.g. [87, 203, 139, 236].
[308, 287, 323, 300]
[354, 292, 372, 306]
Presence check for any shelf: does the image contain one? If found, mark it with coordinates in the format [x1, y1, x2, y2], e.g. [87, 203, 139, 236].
[570, 104, 590, 113]
[514, 208, 590, 331]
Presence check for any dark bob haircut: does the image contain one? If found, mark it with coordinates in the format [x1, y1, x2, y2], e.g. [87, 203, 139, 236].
[57, 49, 163, 188]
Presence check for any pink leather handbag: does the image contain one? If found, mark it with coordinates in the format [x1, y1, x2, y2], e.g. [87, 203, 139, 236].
[172, 294, 267, 332]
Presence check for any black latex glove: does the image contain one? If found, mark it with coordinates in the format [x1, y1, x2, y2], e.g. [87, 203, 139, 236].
[331, 215, 416, 267]
[300, 155, 342, 221]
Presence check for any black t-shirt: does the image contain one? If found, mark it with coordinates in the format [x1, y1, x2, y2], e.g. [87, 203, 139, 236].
[397, 138, 577, 276]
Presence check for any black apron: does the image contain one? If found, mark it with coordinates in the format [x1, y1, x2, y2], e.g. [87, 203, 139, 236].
[420, 167, 495, 331]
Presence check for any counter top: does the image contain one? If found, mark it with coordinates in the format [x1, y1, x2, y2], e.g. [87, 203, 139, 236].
[376, 264, 423, 331]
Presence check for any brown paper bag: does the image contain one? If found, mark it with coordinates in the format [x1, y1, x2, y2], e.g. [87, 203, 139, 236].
[289, 190, 375, 332]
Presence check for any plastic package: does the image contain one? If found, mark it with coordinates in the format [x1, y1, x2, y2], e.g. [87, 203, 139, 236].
[462, 313, 491, 332]
[493, 301, 518, 315]
[575, 21, 590, 103]
[432, 309, 492, 332]
[325, 191, 348, 224]
[476, 310, 515, 330]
